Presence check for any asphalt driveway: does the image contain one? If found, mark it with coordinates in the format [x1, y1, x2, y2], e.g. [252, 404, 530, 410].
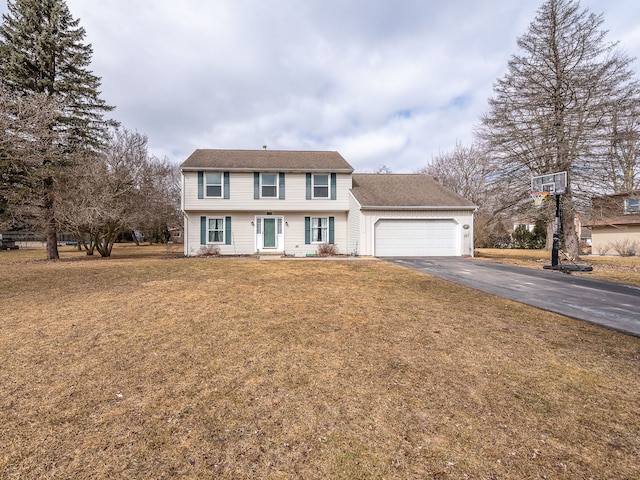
[385, 257, 640, 337]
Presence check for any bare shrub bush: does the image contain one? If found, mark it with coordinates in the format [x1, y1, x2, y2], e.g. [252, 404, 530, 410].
[611, 239, 638, 257]
[316, 243, 339, 256]
[198, 245, 221, 257]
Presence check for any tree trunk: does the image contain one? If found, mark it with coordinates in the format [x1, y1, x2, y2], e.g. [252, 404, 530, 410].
[561, 196, 580, 259]
[545, 222, 554, 250]
[46, 216, 59, 260]
[44, 182, 59, 260]
[562, 219, 580, 259]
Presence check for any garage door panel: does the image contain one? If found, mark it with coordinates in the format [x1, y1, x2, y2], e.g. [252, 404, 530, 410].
[375, 219, 459, 256]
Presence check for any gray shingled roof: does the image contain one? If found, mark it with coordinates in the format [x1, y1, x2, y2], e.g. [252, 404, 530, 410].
[181, 149, 353, 172]
[585, 214, 640, 227]
[351, 174, 476, 209]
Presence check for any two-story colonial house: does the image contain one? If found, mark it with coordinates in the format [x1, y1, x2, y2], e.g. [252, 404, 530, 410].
[181, 149, 476, 257]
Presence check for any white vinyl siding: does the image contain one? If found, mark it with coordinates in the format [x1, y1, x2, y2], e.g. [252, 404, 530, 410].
[356, 209, 474, 257]
[347, 193, 362, 256]
[183, 211, 348, 257]
[184, 212, 254, 256]
[183, 171, 351, 212]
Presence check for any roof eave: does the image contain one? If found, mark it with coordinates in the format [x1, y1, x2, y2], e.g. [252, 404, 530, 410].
[181, 166, 354, 173]
[359, 205, 477, 211]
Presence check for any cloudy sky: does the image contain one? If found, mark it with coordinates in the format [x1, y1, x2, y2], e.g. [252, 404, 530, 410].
[2, 0, 639, 172]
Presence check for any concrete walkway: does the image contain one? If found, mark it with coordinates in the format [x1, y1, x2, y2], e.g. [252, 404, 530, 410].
[385, 257, 640, 337]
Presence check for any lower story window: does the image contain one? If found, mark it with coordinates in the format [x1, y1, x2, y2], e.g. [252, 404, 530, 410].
[311, 217, 328, 243]
[208, 218, 224, 243]
[624, 198, 639, 213]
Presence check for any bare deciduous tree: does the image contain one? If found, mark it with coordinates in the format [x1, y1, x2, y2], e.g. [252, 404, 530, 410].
[477, 0, 640, 257]
[417, 142, 491, 206]
[57, 129, 180, 257]
[601, 100, 640, 194]
[372, 164, 393, 174]
[417, 142, 511, 247]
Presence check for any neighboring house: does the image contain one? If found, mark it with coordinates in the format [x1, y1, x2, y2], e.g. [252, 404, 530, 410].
[586, 191, 640, 255]
[168, 225, 184, 244]
[180, 149, 476, 257]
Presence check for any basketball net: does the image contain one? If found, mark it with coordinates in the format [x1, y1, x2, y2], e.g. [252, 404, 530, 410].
[531, 191, 550, 206]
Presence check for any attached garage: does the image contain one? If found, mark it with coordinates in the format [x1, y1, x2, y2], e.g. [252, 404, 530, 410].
[374, 218, 460, 256]
[349, 174, 476, 257]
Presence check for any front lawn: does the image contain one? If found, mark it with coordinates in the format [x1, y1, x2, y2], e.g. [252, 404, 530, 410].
[1, 247, 638, 478]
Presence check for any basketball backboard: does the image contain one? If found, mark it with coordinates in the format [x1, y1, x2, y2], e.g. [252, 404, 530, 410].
[531, 171, 567, 195]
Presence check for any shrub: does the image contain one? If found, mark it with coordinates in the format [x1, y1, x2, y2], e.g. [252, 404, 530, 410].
[610, 239, 638, 257]
[595, 243, 612, 256]
[198, 245, 221, 257]
[316, 243, 339, 256]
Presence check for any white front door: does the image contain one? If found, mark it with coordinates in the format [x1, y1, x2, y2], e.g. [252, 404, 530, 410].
[256, 216, 284, 251]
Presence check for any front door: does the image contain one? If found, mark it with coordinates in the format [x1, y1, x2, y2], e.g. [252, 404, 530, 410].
[263, 218, 276, 248]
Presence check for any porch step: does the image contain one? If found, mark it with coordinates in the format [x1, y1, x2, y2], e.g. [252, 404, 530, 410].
[257, 251, 282, 258]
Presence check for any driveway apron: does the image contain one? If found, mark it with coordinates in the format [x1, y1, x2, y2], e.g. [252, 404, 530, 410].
[385, 257, 640, 337]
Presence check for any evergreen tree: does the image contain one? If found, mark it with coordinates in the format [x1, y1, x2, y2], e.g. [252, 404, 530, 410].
[0, 0, 116, 259]
[0, 82, 61, 232]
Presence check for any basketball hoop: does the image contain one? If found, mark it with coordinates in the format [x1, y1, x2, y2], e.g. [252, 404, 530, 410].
[531, 191, 550, 206]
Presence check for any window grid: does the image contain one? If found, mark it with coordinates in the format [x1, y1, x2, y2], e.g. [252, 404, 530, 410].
[313, 174, 329, 198]
[205, 173, 222, 197]
[311, 217, 328, 243]
[624, 198, 639, 213]
[261, 173, 278, 198]
[208, 218, 224, 243]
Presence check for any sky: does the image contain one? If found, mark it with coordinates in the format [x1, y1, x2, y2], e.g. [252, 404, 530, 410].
[2, 0, 639, 173]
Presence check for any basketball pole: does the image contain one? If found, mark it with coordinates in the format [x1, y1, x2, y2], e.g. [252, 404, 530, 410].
[551, 193, 561, 267]
[534, 171, 593, 272]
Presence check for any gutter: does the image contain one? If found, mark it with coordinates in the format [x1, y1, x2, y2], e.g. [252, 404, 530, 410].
[359, 205, 477, 211]
[180, 167, 355, 174]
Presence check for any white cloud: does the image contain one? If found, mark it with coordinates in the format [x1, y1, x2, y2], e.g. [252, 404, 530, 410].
[1, 0, 639, 172]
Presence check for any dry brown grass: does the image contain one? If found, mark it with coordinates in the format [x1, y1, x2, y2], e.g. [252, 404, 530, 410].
[1, 245, 639, 479]
[476, 248, 640, 287]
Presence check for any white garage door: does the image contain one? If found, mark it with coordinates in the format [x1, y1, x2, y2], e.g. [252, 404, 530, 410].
[374, 219, 459, 256]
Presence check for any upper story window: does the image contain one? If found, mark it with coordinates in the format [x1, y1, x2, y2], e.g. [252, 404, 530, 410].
[313, 174, 329, 198]
[197, 172, 229, 199]
[253, 172, 284, 200]
[261, 173, 278, 198]
[306, 173, 336, 200]
[205, 173, 223, 197]
[624, 198, 639, 214]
